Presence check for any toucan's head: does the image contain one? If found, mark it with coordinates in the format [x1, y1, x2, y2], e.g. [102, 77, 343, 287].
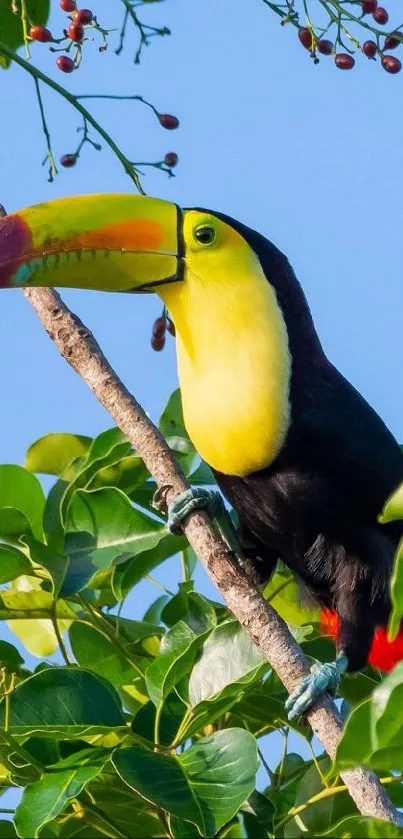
[0, 192, 319, 364]
[0, 193, 270, 295]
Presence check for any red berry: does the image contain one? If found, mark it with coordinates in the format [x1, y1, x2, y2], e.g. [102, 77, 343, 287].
[152, 317, 166, 340]
[56, 54, 75, 72]
[384, 33, 401, 49]
[60, 154, 77, 167]
[362, 0, 377, 12]
[68, 21, 85, 41]
[30, 25, 53, 42]
[164, 152, 178, 167]
[298, 27, 313, 50]
[166, 318, 176, 337]
[73, 8, 93, 24]
[151, 334, 166, 352]
[362, 39, 377, 57]
[317, 39, 333, 55]
[335, 53, 355, 69]
[373, 6, 388, 24]
[60, 0, 76, 10]
[158, 114, 179, 130]
[381, 54, 402, 72]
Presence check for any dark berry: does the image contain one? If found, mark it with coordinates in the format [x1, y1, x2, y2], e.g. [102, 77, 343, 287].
[73, 8, 93, 24]
[164, 152, 178, 167]
[151, 334, 166, 352]
[362, 0, 377, 12]
[373, 6, 388, 24]
[60, 154, 77, 167]
[384, 33, 401, 49]
[335, 53, 355, 69]
[60, 0, 76, 9]
[152, 317, 166, 340]
[56, 54, 75, 72]
[166, 317, 176, 337]
[298, 27, 313, 50]
[158, 114, 179, 130]
[362, 39, 377, 57]
[381, 54, 402, 72]
[317, 39, 333, 55]
[68, 21, 85, 41]
[30, 25, 53, 42]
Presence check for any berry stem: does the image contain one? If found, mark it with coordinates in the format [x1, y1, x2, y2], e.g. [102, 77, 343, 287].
[0, 40, 145, 194]
[118, 0, 170, 63]
[33, 77, 58, 182]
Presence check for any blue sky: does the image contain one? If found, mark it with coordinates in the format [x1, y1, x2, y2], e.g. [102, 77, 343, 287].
[0, 0, 403, 812]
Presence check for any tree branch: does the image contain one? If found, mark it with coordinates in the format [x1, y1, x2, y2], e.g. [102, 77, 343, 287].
[21, 285, 402, 826]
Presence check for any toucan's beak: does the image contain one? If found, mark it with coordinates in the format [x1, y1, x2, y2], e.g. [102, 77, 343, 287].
[0, 193, 183, 293]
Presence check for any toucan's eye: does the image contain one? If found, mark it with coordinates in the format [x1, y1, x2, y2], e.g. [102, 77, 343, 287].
[194, 225, 216, 246]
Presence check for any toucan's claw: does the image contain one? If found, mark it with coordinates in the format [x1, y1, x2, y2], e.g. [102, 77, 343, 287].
[157, 487, 223, 534]
[285, 654, 348, 721]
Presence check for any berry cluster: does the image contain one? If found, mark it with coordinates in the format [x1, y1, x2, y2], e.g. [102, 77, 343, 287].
[29, 0, 103, 74]
[297, 1, 402, 74]
[151, 312, 176, 352]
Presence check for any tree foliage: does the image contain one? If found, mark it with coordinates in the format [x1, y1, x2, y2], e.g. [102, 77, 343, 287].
[0, 390, 401, 837]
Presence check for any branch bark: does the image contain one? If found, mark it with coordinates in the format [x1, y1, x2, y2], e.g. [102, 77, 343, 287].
[23, 284, 403, 827]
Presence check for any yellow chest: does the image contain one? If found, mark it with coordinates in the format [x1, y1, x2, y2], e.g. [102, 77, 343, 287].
[160, 260, 291, 477]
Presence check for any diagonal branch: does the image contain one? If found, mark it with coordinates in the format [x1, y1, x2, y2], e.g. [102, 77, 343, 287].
[21, 283, 403, 828]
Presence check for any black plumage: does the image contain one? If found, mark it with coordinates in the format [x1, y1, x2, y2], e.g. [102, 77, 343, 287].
[208, 211, 403, 672]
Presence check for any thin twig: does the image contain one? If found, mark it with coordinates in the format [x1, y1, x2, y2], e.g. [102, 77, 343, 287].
[33, 78, 58, 183]
[0, 41, 145, 193]
[20, 283, 403, 828]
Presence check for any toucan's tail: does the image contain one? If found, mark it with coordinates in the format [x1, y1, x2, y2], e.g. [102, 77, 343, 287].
[320, 610, 403, 673]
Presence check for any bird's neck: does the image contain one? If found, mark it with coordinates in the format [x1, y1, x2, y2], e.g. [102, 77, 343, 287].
[160, 261, 292, 476]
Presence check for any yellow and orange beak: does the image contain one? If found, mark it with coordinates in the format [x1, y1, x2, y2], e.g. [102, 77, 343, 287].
[0, 193, 183, 293]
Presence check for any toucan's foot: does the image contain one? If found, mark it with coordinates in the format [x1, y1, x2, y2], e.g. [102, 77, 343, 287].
[285, 654, 348, 721]
[153, 487, 223, 534]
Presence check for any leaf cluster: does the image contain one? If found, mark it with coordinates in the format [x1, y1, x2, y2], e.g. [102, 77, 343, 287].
[0, 390, 402, 837]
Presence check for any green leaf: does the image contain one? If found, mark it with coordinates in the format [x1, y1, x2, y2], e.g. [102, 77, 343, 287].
[372, 662, 403, 750]
[2, 667, 126, 738]
[112, 531, 186, 600]
[0, 730, 42, 786]
[0, 0, 50, 69]
[0, 544, 32, 584]
[189, 461, 216, 485]
[145, 619, 209, 707]
[284, 757, 353, 838]
[143, 595, 170, 624]
[0, 466, 45, 539]
[15, 749, 108, 838]
[71, 771, 165, 838]
[378, 481, 403, 524]
[61, 428, 133, 515]
[66, 487, 176, 573]
[113, 728, 259, 837]
[0, 640, 24, 671]
[22, 536, 68, 598]
[333, 699, 373, 771]
[189, 620, 267, 706]
[389, 541, 403, 640]
[242, 790, 275, 838]
[91, 454, 149, 496]
[5, 577, 73, 657]
[161, 586, 216, 634]
[323, 815, 403, 838]
[25, 433, 92, 476]
[43, 479, 68, 552]
[0, 822, 17, 838]
[263, 570, 319, 627]
[159, 389, 191, 444]
[69, 622, 150, 713]
[131, 692, 188, 747]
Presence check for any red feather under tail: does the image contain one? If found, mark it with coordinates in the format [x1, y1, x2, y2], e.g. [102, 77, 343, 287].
[319, 610, 403, 673]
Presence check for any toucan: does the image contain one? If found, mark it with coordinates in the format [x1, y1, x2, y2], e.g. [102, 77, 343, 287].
[1, 193, 403, 718]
